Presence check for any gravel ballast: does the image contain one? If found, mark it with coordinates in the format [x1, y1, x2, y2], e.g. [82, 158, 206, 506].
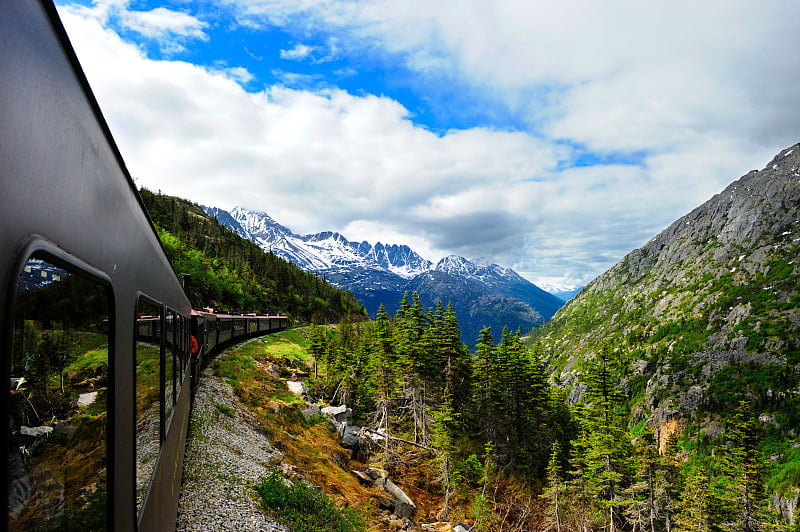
[176, 367, 286, 531]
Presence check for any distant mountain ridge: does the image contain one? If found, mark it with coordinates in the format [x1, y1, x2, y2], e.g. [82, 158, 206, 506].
[215, 206, 433, 278]
[203, 204, 564, 343]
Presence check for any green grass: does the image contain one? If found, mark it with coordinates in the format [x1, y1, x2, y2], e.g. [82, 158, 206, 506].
[135, 342, 161, 413]
[66, 346, 108, 376]
[215, 403, 235, 417]
[255, 469, 366, 532]
[260, 331, 313, 364]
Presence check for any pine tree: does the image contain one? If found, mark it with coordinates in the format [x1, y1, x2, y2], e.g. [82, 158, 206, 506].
[394, 292, 427, 442]
[373, 304, 396, 463]
[541, 440, 565, 532]
[442, 302, 471, 418]
[656, 433, 682, 532]
[471, 441, 497, 531]
[430, 383, 458, 521]
[624, 430, 660, 532]
[507, 335, 551, 472]
[721, 401, 765, 532]
[307, 324, 325, 380]
[582, 346, 631, 532]
[676, 467, 715, 532]
[567, 406, 593, 532]
[472, 328, 497, 444]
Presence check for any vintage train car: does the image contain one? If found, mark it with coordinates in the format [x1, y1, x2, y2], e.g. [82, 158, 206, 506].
[1, 1, 287, 529]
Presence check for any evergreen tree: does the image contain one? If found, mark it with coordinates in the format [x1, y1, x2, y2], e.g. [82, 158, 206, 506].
[623, 430, 660, 532]
[442, 302, 472, 418]
[582, 347, 632, 532]
[471, 328, 497, 444]
[430, 383, 458, 521]
[721, 401, 765, 532]
[567, 406, 593, 532]
[541, 440, 565, 532]
[508, 335, 550, 473]
[307, 324, 325, 380]
[676, 467, 715, 532]
[373, 304, 396, 462]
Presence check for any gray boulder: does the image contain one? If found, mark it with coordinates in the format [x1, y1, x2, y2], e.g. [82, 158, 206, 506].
[340, 423, 361, 448]
[377, 477, 416, 518]
[301, 404, 320, 421]
[20, 426, 53, 438]
[321, 404, 352, 424]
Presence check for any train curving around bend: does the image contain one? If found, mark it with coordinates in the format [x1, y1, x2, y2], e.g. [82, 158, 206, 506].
[0, 1, 288, 529]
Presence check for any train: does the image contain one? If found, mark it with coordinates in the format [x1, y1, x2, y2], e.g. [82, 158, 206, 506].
[1, 0, 288, 529]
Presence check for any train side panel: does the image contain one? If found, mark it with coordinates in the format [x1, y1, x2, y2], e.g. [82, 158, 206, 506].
[0, 1, 191, 529]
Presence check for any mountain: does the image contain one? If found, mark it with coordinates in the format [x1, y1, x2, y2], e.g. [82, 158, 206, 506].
[435, 255, 564, 319]
[209, 206, 433, 277]
[204, 205, 563, 343]
[406, 269, 548, 344]
[534, 143, 800, 506]
[551, 287, 583, 301]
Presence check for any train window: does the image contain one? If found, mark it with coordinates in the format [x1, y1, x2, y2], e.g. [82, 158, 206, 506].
[165, 309, 178, 430]
[180, 315, 187, 377]
[183, 316, 190, 374]
[8, 253, 111, 530]
[135, 297, 161, 516]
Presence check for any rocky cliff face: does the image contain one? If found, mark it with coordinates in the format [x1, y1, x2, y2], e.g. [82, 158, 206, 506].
[536, 143, 800, 477]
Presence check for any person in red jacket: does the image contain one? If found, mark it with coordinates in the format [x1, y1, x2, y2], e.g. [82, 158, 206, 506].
[189, 334, 200, 394]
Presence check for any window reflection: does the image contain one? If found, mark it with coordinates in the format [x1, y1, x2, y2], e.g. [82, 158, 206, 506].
[8, 255, 110, 530]
[135, 297, 161, 516]
[164, 310, 176, 430]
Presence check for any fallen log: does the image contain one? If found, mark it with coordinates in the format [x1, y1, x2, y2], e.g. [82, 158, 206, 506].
[361, 427, 433, 451]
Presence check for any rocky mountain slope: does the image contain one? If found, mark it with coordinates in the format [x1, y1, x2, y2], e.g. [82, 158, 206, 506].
[208, 206, 433, 277]
[435, 255, 563, 318]
[534, 143, 800, 500]
[204, 205, 563, 343]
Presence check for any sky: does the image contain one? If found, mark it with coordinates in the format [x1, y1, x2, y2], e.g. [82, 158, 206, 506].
[56, 0, 800, 291]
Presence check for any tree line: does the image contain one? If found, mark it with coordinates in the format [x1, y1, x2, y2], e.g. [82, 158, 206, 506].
[306, 293, 787, 530]
[139, 188, 365, 323]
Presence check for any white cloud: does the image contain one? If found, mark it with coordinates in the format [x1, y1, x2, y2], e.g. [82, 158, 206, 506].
[120, 7, 208, 40]
[220, 66, 255, 84]
[56, 1, 800, 290]
[224, 1, 800, 150]
[280, 43, 315, 60]
[270, 69, 323, 89]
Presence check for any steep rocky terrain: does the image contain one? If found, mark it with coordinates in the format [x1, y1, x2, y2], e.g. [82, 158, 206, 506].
[534, 143, 800, 504]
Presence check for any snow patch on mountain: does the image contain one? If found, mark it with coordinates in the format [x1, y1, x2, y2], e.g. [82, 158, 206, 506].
[205, 206, 432, 278]
[436, 255, 529, 286]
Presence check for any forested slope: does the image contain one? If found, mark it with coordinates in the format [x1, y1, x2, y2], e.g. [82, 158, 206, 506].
[532, 143, 800, 525]
[139, 188, 366, 323]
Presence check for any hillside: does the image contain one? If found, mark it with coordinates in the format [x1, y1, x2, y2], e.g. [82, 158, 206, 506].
[139, 189, 366, 323]
[534, 143, 800, 510]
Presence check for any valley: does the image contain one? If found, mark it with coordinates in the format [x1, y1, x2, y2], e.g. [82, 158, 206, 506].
[154, 143, 800, 530]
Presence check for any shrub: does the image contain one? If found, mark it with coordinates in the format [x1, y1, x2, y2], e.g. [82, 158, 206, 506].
[255, 469, 366, 532]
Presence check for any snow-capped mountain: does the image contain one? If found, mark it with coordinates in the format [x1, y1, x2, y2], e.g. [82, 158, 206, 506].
[203, 205, 564, 340]
[204, 206, 432, 278]
[436, 255, 564, 321]
[437, 255, 530, 286]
